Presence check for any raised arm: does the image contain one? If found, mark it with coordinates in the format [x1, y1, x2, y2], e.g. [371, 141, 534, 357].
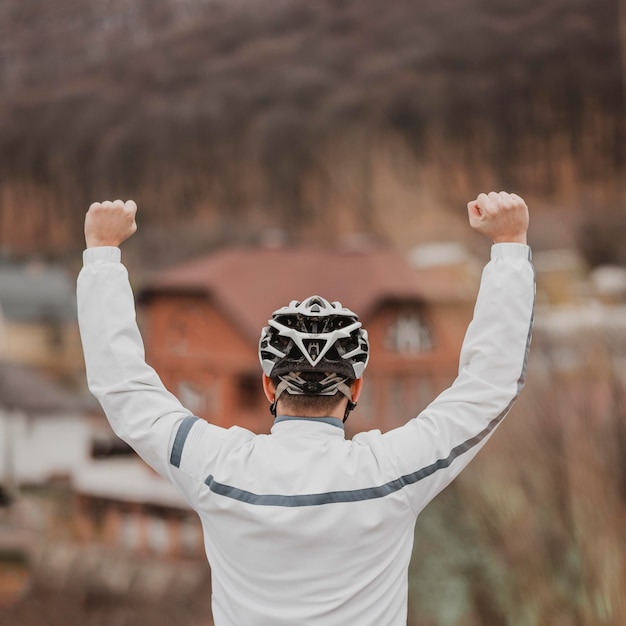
[378, 192, 534, 513]
[78, 200, 223, 483]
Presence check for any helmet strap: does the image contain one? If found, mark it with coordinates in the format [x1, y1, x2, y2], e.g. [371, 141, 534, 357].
[343, 400, 357, 423]
[269, 378, 293, 417]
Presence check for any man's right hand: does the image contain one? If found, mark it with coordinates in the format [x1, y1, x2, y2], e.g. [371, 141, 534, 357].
[467, 191, 529, 244]
[85, 200, 138, 248]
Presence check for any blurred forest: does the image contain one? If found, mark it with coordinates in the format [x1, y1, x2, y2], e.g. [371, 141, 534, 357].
[409, 320, 626, 625]
[0, 0, 625, 265]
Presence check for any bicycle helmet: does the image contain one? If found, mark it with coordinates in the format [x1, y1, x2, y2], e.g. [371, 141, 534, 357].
[259, 295, 370, 419]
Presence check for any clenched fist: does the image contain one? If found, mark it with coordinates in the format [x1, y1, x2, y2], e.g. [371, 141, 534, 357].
[85, 200, 138, 248]
[467, 192, 528, 244]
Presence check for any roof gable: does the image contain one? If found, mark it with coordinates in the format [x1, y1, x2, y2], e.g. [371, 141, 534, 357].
[142, 246, 439, 343]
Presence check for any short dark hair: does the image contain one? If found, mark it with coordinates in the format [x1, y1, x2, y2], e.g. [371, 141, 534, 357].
[277, 392, 347, 416]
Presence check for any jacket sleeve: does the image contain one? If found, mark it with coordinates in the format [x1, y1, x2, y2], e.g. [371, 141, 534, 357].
[378, 243, 535, 515]
[77, 246, 227, 502]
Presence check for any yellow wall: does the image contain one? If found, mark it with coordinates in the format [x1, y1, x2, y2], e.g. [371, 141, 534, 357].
[3, 321, 84, 376]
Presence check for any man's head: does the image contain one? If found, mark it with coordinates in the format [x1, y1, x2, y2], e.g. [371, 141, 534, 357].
[259, 295, 369, 421]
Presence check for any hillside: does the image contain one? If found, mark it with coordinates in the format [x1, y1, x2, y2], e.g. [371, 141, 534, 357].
[0, 0, 624, 263]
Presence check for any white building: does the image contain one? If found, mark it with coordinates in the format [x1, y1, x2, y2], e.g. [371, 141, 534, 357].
[0, 361, 94, 493]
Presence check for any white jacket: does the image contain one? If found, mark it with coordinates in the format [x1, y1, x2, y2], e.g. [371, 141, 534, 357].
[77, 243, 535, 625]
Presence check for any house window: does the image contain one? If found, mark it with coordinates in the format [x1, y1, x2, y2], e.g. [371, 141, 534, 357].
[46, 319, 64, 352]
[168, 314, 191, 355]
[178, 381, 205, 414]
[177, 379, 220, 416]
[147, 517, 169, 555]
[385, 311, 433, 355]
[91, 436, 133, 459]
[120, 512, 141, 551]
[238, 373, 261, 410]
[180, 517, 202, 557]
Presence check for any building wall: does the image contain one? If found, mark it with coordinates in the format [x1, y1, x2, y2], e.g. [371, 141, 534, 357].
[349, 300, 471, 432]
[0, 304, 6, 358]
[144, 294, 270, 431]
[3, 321, 84, 377]
[0, 410, 91, 485]
[74, 494, 204, 560]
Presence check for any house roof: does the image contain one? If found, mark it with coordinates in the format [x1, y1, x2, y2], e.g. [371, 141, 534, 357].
[73, 458, 189, 509]
[0, 361, 90, 414]
[142, 246, 465, 343]
[0, 261, 76, 322]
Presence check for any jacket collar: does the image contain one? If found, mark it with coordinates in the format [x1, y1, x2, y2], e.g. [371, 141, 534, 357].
[271, 415, 345, 436]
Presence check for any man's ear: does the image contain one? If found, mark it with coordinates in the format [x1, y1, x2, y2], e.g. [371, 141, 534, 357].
[351, 377, 364, 403]
[262, 374, 276, 403]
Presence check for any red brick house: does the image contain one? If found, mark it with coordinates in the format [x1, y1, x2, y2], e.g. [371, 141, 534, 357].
[140, 246, 475, 435]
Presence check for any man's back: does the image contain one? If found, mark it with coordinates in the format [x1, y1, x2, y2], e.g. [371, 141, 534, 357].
[189, 418, 415, 624]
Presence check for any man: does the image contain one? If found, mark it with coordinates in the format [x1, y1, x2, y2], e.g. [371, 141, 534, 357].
[78, 192, 534, 625]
